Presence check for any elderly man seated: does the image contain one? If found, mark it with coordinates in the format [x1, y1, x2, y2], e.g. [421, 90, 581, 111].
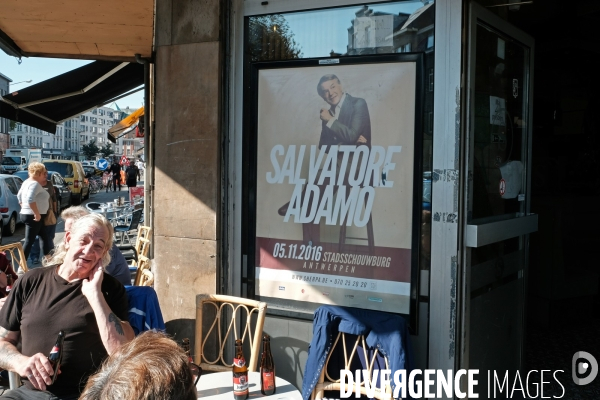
[61, 207, 132, 287]
[0, 213, 134, 399]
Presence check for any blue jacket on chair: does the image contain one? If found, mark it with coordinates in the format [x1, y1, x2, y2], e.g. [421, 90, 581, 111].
[125, 286, 166, 335]
[301, 305, 413, 400]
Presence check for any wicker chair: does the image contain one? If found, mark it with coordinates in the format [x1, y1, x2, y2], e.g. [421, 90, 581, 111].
[311, 332, 392, 400]
[0, 242, 28, 275]
[195, 294, 267, 373]
[133, 255, 150, 286]
[137, 269, 154, 286]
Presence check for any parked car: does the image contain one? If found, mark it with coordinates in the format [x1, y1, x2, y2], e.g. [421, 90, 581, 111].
[13, 170, 73, 212]
[83, 165, 103, 178]
[42, 160, 90, 204]
[0, 174, 24, 236]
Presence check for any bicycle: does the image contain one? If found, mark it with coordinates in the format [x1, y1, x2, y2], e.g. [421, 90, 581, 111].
[88, 176, 103, 194]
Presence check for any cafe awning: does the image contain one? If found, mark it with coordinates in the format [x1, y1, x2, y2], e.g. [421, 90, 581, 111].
[108, 106, 144, 142]
[0, 0, 153, 60]
[0, 61, 144, 134]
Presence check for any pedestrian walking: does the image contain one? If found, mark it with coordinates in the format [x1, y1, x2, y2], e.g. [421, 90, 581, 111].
[102, 170, 112, 193]
[109, 159, 121, 191]
[16, 163, 53, 261]
[29, 173, 58, 265]
[135, 158, 145, 181]
[126, 163, 138, 188]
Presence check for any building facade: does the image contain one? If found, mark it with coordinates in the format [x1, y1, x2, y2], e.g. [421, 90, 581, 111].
[0, 72, 11, 159]
[8, 105, 138, 160]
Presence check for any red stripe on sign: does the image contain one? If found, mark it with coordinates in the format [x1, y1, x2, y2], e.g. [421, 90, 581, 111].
[256, 237, 411, 282]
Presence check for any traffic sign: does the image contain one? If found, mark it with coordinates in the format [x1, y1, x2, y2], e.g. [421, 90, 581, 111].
[96, 158, 109, 171]
[120, 155, 130, 166]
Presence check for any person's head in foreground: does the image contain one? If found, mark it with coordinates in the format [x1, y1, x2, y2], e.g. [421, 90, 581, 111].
[61, 206, 90, 232]
[79, 331, 198, 400]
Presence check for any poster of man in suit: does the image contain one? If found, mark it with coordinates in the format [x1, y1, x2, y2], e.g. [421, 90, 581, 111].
[255, 62, 418, 314]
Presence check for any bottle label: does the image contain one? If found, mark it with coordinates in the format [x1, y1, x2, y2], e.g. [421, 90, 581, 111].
[233, 373, 249, 395]
[233, 358, 246, 368]
[262, 371, 275, 390]
[50, 346, 59, 355]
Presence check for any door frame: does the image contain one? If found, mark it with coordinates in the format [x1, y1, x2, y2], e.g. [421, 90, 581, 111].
[458, 0, 536, 373]
[427, 0, 464, 374]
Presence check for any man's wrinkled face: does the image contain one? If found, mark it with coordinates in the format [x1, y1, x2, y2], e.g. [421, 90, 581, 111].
[65, 223, 109, 278]
[319, 79, 344, 106]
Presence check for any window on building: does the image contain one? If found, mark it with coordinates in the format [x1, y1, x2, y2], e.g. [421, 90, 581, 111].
[427, 34, 434, 49]
[17, 136, 22, 145]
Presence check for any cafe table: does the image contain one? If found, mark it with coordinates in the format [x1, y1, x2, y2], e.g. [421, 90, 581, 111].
[196, 371, 302, 400]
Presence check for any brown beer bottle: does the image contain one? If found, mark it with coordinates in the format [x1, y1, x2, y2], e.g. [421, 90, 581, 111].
[260, 334, 276, 395]
[48, 331, 65, 385]
[5, 274, 13, 292]
[232, 339, 249, 400]
[181, 338, 193, 363]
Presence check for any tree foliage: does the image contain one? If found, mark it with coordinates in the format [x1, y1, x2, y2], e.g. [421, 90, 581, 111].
[248, 14, 302, 62]
[81, 139, 100, 159]
[99, 143, 114, 159]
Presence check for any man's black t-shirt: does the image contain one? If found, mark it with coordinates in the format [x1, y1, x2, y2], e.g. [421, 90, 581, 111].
[109, 163, 121, 176]
[0, 266, 129, 396]
[126, 165, 138, 180]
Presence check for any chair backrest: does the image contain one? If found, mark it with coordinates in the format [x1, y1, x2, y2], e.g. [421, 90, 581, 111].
[85, 202, 103, 212]
[138, 269, 154, 286]
[137, 225, 151, 239]
[195, 294, 267, 373]
[311, 332, 391, 400]
[0, 243, 28, 274]
[128, 209, 143, 230]
[133, 255, 151, 286]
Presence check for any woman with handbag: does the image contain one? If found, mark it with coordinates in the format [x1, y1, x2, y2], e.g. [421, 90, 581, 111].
[16, 162, 53, 261]
[29, 173, 58, 265]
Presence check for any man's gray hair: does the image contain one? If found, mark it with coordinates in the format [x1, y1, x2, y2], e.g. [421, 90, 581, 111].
[60, 205, 89, 221]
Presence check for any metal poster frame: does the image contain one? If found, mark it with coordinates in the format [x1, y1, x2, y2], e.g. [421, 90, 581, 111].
[244, 54, 424, 330]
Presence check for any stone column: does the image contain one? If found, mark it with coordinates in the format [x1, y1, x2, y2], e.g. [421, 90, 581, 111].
[153, 0, 222, 342]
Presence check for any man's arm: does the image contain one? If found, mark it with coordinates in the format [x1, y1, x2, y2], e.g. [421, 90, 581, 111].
[82, 265, 134, 355]
[324, 97, 371, 145]
[0, 327, 56, 391]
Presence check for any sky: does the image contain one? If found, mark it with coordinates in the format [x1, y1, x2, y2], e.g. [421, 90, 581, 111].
[0, 53, 144, 110]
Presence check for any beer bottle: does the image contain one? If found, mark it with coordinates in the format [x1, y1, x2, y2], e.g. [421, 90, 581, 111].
[182, 338, 193, 364]
[260, 334, 276, 395]
[48, 331, 65, 385]
[5, 274, 13, 292]
[232, 339, 249, 400]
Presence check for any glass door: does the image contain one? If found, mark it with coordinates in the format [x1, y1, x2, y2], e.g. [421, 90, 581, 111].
[462, 2, 536, 392]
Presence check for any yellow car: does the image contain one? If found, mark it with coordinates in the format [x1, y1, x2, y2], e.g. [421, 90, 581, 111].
[42, 160, 90, 204]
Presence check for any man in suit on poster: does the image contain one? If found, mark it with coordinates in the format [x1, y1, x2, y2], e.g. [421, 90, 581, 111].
[317, 74, 371, 151]
[278, 74, 372, 245]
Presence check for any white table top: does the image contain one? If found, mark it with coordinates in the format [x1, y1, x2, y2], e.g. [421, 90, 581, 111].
[196, 371, 302, 400]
